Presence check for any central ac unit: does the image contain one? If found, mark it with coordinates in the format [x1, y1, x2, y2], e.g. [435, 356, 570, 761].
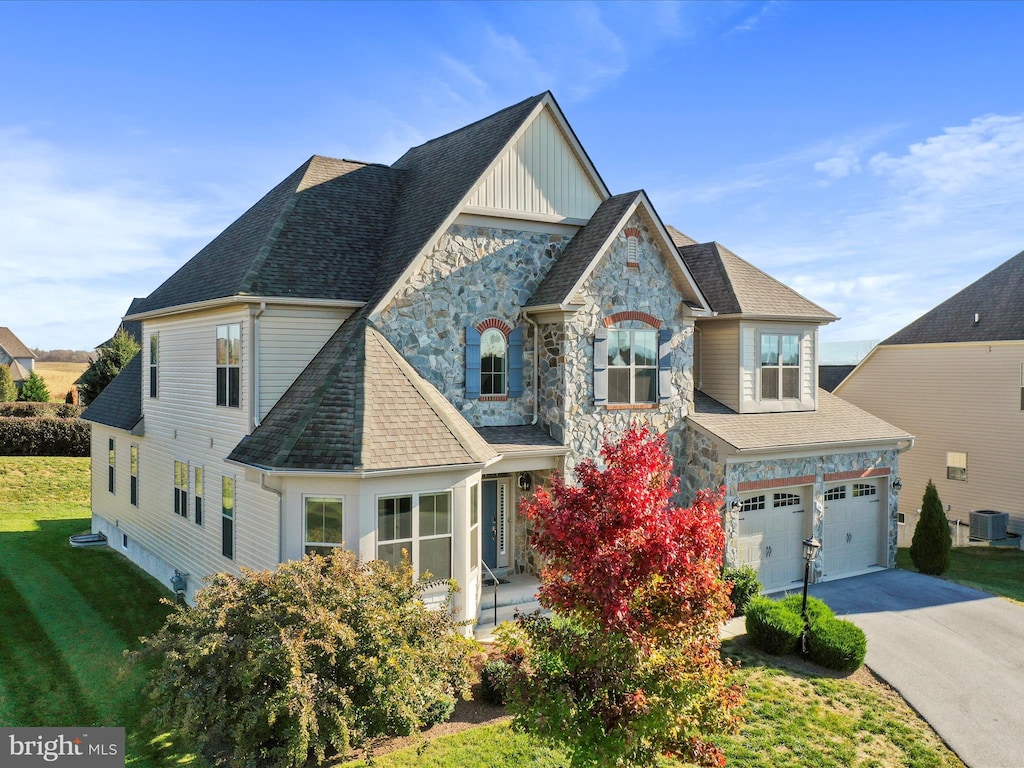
[969, 510, 1009, 540]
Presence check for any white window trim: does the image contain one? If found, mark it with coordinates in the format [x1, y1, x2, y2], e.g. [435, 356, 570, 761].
[946, 451, 968, 482]
[221, 474, 235, 560]
[108, 438, 115, 495]
[608, 327, 658, 405]
[173, 459, 189, 519]
[758, 331, 802, 401]
[302, 494, 345, 556]
[375, 489, 454, 583]
[480, 328, 508, 397]
[193, 465, 205, 527]
[216, 323, 241, 408]
[130, 444, 139, 507]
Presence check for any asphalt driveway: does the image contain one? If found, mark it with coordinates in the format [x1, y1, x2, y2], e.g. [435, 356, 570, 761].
[808, 569, 1024, 768]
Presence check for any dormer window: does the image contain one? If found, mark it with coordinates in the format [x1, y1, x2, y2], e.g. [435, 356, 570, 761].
[609, 329, 657, 404]
[760, 333, 800, 400]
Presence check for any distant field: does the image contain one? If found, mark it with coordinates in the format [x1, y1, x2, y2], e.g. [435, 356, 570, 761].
[35, 361, 88, 402]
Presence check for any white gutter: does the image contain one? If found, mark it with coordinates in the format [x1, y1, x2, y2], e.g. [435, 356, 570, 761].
[252, 301, 266, 430]
[898, 437, 915, 454]
[260, 473, 284, 562]
[523, 313, 540, 425]
[225, 459, 489, 479]
[125, 295, 364, 322]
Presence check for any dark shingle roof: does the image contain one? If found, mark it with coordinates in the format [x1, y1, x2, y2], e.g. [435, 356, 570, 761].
[0, 328, 35, 359]
[476, 425, 566, 453]
[80, 353, 143, 431]
[131, 158, 405, 315]
[819, 365, 855, 392]
[227, 318, 496, 471]
[527, 192, 642, 307]
[883, 249, 1024, 345]
[678, 241, 836, 321]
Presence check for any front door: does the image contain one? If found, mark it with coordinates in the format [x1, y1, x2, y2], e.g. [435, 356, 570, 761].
[482, 478, 509, 570]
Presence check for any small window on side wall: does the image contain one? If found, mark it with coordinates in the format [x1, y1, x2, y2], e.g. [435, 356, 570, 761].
[149, 333, 159, 398]
[305, 497, 344, 556]
[222, 475, 235, 559]
[216, 324, 241, 408]
[946, 452, 967, 482]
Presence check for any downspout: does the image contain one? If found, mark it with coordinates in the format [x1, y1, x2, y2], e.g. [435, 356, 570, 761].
[693, 324, 703, 391]
[524, 313, 540, 425]
[898, 437, 915, 454]
[252, 302, 266, 430]
[261, 473, 284, 563]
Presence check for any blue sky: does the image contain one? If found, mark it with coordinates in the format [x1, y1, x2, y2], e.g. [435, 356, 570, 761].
[3, 1, 1024, 355]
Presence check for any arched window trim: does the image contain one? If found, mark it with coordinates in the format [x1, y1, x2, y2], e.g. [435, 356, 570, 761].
[594, 317, 672, 407]
[466, 320, 524, 400]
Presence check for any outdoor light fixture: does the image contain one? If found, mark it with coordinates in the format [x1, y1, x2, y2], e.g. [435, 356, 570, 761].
[800, 537, 821, 659]
[518, 472, 532, 492]
[730, 500, 742, 514]
[892, 477, 902, 492]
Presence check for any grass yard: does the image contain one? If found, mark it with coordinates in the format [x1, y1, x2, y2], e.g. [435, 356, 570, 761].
[376, 640, 964, 768]
[896, 546, 1024, 602]
[34, 361, 88, 402]
[0, 457, 199, 766]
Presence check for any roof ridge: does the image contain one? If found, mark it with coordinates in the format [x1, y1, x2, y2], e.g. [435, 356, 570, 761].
[396, 92, 548, 158]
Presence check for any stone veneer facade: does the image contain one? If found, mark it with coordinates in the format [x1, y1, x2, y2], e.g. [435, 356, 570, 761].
[538, 212, 695, 476]
[375, 223, 568, 427]
[685, 424, 899, 581]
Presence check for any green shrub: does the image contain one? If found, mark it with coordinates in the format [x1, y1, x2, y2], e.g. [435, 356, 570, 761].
[723, 565, 762, 616]
[480, 658, 514, 705]
[17, 371, 50, 402]
[744, 596, 802, 655]
[0, 417, 90, 456]
[808, 616, 867, 672]
[779, 594, 834, 624]
[911, 480, 951, 575]
[0, 402, 82, 418]
[0, 365, 17, 402]
[134, 550, 476, 768]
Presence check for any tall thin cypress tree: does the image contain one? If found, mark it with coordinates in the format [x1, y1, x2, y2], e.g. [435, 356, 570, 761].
[910, 480, 952, 575]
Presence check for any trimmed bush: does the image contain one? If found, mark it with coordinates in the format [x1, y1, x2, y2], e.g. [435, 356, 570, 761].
[723, 565, 762, 616]
[779, 594, 833, 625]
[745, 596, 802, 655]
[0, 417, 91, 456]
[0, 402, 83, 418]
[808, 616, 867, 672]
[911, 480, 951, 575]
[480, 658, 514, 705]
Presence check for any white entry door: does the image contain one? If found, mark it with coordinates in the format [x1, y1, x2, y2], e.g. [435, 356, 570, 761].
[823, 480, 884, 578]
[735, 488, 809, 591]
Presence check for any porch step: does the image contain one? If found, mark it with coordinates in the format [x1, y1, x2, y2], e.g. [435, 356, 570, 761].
[474, 599, 547, 642]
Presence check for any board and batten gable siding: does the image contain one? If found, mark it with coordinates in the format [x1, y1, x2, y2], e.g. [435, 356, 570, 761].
[838, 341, 1024, 538]
[464, 105, 603, 222]
[258, 305, 351, 420]
[139, 307, 280, 584]
[695, 320, 740, 410]
[738, 322, 817, 414]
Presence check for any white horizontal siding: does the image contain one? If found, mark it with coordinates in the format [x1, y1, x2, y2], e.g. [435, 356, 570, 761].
[128, 308, 280, 585]
[465, 106, 602, 221]
[259, 306, 349, 419]
[739, 323, 817, 414]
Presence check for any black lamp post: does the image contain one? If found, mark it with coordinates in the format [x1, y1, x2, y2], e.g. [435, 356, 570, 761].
[800, 536, 821, 659]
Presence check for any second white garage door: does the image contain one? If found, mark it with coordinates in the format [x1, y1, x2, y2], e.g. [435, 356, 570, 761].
[736, 488, 810, 592]
[823, 480, 884, 578]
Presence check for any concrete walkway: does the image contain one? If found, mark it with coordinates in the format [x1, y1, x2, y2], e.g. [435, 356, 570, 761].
[808, 569, 1024, 768]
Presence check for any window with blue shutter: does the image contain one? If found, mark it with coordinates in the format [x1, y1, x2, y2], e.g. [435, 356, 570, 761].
[465, 327, 481, 399]
[508, 327, 524, 398]
[594, 327, 608, 405]
[658, 327, 672, 402]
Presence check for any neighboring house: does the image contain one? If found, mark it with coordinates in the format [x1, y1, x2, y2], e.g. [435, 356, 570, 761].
[0, 327, 36, 384]
[82, 92, 910, 625]
[837, 249, 1024, 543]
[819, 364, 855, 392]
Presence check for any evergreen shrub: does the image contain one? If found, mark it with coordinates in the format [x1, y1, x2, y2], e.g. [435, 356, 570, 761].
[808, 616, 868, 672]
[910, 480, 952, 575]
[723, 565, 762, 616]
[744, 596, 802, 655]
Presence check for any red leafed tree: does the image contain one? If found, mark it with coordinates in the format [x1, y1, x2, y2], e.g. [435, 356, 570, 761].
[503, 424, 742, 768]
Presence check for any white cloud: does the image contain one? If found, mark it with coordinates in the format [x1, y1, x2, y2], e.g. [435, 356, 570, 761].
[0, 128, 230, 349]
[732, 1, 782, 33]
[814, 147, 862, 179]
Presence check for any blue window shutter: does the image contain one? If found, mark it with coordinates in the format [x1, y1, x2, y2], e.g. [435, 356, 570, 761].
[508, 327, 524, 398]
[466, 327, 481, 399]
[659, 327, 672, 402]
[594, 327, 608, 405]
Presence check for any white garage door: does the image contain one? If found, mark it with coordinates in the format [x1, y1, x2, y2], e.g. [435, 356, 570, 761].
[736, 488, 810, 591]
[823, 480, 884, 578]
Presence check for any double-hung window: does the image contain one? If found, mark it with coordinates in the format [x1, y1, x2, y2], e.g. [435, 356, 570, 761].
[946, 452, 967, 482]
[194, 466, 204, 526]
[130, 445, 139, 506]
[377, 491, 453, 581]
[305, 497, 344, 556]
[222, 475, 235, 559]
[216, 323, 241, 408]
[760, 333, 800, 400]
[480, 329, 507, 396]
[108, 439, 115, 494]
[149, 333, 158, 398]
[609, 328, 657, 404]
[173, 460, 188, 518]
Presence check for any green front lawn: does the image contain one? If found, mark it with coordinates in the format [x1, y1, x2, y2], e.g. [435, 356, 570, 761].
[896, 546, 1024, 603]
[0, 457, 198, 766]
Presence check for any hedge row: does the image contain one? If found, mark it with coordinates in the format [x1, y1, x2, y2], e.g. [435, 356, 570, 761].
[745, 594, 867, 671]
[0, 402, 83, 418]
[0, 417, 91, 456]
